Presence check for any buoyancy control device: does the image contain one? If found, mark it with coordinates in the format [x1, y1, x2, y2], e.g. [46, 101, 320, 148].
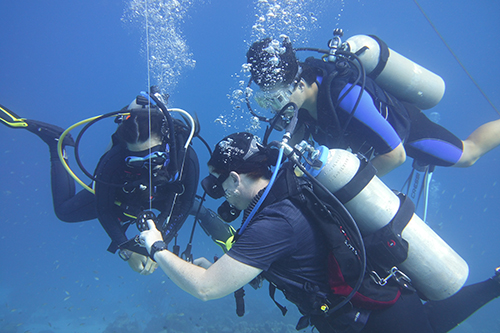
[300, 144, 468, 301]
[345, 34, 445, 110]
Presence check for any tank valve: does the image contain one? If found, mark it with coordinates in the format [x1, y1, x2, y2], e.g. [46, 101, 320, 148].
[327, 28, 344, 62]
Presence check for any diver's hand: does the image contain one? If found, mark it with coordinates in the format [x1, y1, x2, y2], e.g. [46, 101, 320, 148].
[127, 252, 158, 275]
[193, 257, 213, 269]
[139, 219, 164, 253]
[139, 256, 158, 275]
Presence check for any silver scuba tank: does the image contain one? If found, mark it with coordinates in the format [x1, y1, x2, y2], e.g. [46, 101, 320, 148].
[310, 147, 468, 301]
[345, 35, 445, 110]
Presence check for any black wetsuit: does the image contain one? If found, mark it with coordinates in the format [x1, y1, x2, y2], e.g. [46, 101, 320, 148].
[3, 110, 232, 252]
[228, 165, 500, 332]
[48, 133, 232, 253]
[50, 148, 97, 222]
[93, 140, 198, 252]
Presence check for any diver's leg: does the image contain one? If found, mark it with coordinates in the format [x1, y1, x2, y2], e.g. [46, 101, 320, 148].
[25, 119, 75, 148]
[455, 119, 500, 167]
[360, 292, 433, 333]
[26, 120, 97, 222]
[21, 118, 96, 221]
[50, 149, 96, 222]
[423, 272, 500, 333]
[1, 104, 96, 221]
[0, 103, 75, 148]
[405, 104, 463, 167]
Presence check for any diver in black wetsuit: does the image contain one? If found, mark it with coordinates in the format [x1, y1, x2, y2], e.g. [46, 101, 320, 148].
[0, 96, 234, 275]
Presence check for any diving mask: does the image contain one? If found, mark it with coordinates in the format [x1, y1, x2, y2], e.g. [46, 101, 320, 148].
[254, 88, 293, 113]
[201, 173, 229, 199]
[125, 145, 170, 170]
[254, 67, 302, 113]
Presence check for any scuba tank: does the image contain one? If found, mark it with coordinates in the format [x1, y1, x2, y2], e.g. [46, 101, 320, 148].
[345, 34, 445, 110]
[307, 146, 468, 301]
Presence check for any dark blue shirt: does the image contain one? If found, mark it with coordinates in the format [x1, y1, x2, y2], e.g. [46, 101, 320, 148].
[227, 198, 330, 312]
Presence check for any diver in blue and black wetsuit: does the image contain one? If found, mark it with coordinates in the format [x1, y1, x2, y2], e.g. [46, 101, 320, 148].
[246, 37, 500, 176]
[0, 95, 234, 275]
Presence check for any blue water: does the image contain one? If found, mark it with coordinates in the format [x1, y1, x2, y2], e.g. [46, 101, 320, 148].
[0, 1, 499, 332]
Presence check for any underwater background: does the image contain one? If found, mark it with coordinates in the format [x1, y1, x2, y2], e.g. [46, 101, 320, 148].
[0, 0, 499, 332]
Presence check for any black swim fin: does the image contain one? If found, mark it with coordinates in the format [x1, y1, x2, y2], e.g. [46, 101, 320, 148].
[0, 103, 75, 147]
[0, 103, 29, 128]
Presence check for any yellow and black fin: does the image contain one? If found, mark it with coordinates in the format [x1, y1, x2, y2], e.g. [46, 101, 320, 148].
[0, 103, 29, 128]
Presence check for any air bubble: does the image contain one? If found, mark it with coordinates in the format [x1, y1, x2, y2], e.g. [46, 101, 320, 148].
[123, 0, 198, 92]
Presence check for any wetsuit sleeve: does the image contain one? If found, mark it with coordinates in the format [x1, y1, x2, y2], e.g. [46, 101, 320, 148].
[94, 145, 129, 253]
[160, 145, 199, 244]
[177, 145, 199, 219]
[338, 83, 402, 154]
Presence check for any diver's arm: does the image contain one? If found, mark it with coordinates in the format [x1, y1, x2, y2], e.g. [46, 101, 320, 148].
[140, 220, 262, 301]
[94, 145, 130, 252]
[371, 143, 406, 177]
[177, 146, 199, 215]
[338, 85, 404, 169]
[94, 182, 128, 253]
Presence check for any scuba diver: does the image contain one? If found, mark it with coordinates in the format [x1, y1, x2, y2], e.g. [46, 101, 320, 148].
[245, 33, 500, 177]
[138, 131, 500, 333]
[0, 90, 234, 275]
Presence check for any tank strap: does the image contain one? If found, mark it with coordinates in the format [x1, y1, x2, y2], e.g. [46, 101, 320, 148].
[365, 192, 415, 272]
[392, 192, 416, 236]
[366, 35, 390, 80]
[333, 158, 377, 204]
